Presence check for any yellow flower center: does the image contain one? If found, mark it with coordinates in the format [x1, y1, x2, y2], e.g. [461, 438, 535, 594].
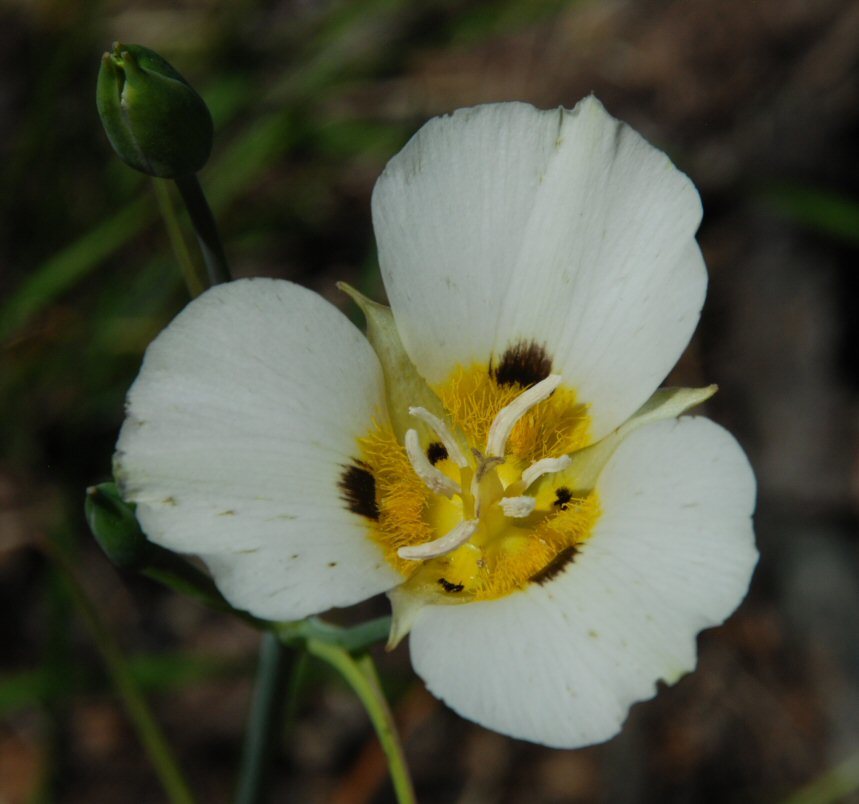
[358, 364, 599, 602]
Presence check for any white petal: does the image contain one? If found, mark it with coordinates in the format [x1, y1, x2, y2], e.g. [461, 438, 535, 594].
[373, 98, 705, 439]
[115, 278, 401, 621]
[407, 417, 756, 747]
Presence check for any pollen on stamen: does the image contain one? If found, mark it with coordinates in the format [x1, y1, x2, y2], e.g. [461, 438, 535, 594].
[435, 363, 590, 464]
[499, 495, 536, 518]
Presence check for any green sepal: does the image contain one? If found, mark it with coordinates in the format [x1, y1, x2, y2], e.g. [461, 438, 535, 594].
[561, 385, 719, 493]
[338, 282, 448, 442]
[96, 42, 213, 177]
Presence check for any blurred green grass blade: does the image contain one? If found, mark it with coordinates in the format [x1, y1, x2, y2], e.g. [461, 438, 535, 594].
[0, 654, 244, 717]
[765, 184, 859, 246]
[127, 652, 246, 689]
[1, 0, 395, 344]
[0, 668, 55, 714]
[451, 0, 574, 43]
[1, 0, 577, 345]
[205, 112, 297, 210]
[0, 200, 152, 343]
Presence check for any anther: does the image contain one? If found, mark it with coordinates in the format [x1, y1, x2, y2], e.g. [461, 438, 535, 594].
[521, 455, 572, 488]
[409, 407, 468, 467]
[398, 519, 479, 560]
[404, 429, 461, 498]
[486, 374, 562, 458]
[498, 495, 537, 518]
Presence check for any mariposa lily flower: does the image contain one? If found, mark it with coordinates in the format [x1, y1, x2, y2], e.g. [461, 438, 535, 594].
[115, 97, 757, 748]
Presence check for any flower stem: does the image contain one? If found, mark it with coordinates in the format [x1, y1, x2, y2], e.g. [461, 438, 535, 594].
[174, 173, 232, 285]
[234, 633, 292, 804]
[151, 178, 206, 297]
[47, 542, 196, 804]
[276, 615, 391, 653]
[306, 639, 416, 804]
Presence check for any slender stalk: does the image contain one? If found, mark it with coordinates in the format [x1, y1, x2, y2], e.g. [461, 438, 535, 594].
[174, 173, 232, 285]
[306, 640, 416, 804]
[47, 544, 196, 804]
[234, 633, 292, 804]
[276, 615, 391, 653]
[151, 178, 206, 297]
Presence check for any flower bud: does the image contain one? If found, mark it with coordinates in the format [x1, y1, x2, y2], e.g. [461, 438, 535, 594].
[96, 42, 213, 177]
[85, 482, 152, 570]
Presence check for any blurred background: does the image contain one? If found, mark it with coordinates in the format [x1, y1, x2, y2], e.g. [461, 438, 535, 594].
[2, 0, 858, 801]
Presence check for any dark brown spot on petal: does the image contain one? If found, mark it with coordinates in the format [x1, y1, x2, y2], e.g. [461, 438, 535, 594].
[490, 340, 552, 388]
[426, 441, 448, 465]
[438, 577, 464, 593]
[529, 545, 579, 585]
[339, 461, 379, 520]
[553, 487, 573, 511]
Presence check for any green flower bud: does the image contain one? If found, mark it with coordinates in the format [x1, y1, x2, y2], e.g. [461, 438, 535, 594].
[85, 482, 152, 570]
[96, 42, 213, 177]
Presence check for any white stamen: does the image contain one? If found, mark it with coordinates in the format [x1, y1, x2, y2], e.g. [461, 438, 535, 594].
[521, 455, 572, 488]
[397, 519, 479, 560]
[408, 406, 468, 467]
[404, 429, 461, 498]
[498, 495, 537, 518]
[486, 374, 563, 458]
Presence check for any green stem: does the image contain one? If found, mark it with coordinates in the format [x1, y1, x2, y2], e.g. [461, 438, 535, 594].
[48, 545, 196, 804]
[174, 173, 232, 285]
[276, 615, 391, 653]
[235, 633, 292, 804]
[151, 179, 206, 297]
[306, 640, 416, 804]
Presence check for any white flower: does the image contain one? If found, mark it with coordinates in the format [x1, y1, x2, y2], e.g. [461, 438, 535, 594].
[115, 97, 757, 748]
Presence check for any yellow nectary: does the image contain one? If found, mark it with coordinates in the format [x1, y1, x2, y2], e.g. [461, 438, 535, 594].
[359, 364, 599, 602]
